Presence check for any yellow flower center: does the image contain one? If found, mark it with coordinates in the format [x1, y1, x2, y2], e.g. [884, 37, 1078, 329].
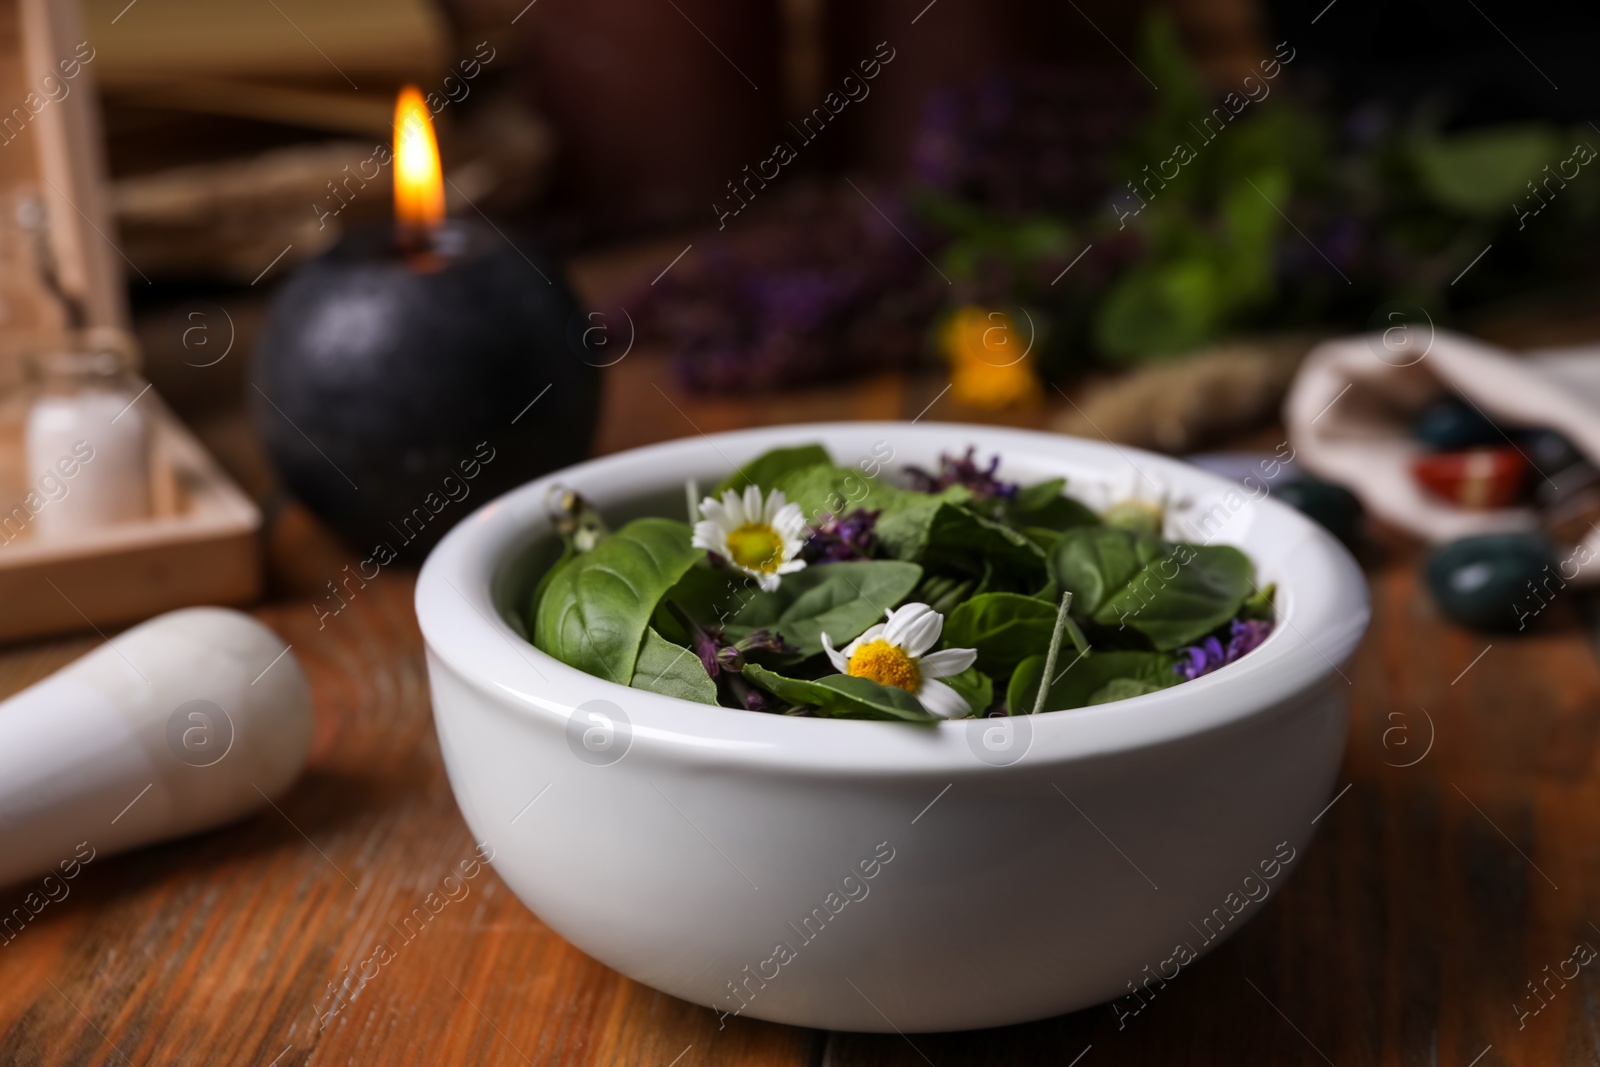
[847, 639, 921, 693]
[726, 523, 785, 573]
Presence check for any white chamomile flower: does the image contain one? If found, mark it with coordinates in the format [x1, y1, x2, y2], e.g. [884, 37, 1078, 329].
[1084, 467, 1172, 538]
[692, 485, 808, 592]
[821, 602, 978, 719]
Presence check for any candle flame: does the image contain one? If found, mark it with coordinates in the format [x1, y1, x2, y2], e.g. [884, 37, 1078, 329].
[394, 86, 444, 229]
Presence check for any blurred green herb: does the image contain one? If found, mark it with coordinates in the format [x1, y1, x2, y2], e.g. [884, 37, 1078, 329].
[913, 11, 1600, 371]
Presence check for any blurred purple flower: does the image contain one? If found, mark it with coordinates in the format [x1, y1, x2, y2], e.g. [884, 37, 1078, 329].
[803, 508, 880, 563]
[1174, 618, 1275, 681]
[630, 186, 946, 394]
[906, 447, 1018, 500]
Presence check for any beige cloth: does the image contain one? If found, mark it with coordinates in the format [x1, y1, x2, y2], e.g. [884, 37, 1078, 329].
[1284, 329, 1600, 582]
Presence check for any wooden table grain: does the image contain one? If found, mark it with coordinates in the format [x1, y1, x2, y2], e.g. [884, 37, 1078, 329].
[4, 250, 1600, 1065]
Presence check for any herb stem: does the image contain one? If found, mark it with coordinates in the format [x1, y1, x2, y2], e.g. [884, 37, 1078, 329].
[685, 479, 701, 524]
[1031, 590, 1075, 717]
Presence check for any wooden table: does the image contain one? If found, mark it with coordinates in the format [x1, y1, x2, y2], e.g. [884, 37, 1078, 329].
[4, 246, 1600, 1066]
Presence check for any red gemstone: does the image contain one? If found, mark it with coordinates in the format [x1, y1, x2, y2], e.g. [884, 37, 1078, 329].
[1411, 447, 1528, 509]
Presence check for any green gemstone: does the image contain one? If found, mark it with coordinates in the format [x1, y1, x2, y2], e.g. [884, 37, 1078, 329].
[1423, 532, 1558, 632]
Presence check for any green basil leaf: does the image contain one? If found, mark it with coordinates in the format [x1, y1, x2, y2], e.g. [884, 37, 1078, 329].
[525, 539, 576, 642]
[1240, 582, 1276, 621]
[769, 463, 885, 518]
[875, 492, 966, 560]
[1022, 526, 1063, 553]
[630, 628, 717, 704]
[1049, 526, 1160, 616]
[1010, 477, 1067, 514]
[1092, 543, 1254, 650]
[1052, 526, 1255, 650]
[1006, 479, 1101, 531]
[738, 662, 828, 708]
[712, 444, 834, 497]
[921, 503, 1048, 591]
[940, 666, 994, 717]
[534, 517, 702, 684]
[813, 675, 939, 721]
[1024, 496, 1102, 531]
[652, 564, 761, 645]
[722, 560, 922, 655]
[741, 663, 936, 722]
[1088, 677, 1166, 704]
[944, 592, 1060, 675]
[1007, 650, 1180, 714]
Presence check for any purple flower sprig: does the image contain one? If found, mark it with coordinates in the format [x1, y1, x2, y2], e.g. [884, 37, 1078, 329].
[1174, 617, 1274, 681]
[692, 627, 794, 678]
[906, 447, 1018, 501]
[802, 508, 880, 563]
[667, 601, 797, 712]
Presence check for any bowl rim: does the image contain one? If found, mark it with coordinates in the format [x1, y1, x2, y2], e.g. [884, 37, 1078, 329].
[415, 421, 1370, 773]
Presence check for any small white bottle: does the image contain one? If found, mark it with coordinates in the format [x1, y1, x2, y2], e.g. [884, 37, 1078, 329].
[23, 329, 152, 540]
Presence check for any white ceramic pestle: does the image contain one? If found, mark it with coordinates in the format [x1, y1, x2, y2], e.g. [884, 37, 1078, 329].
[0, 607, 313, 887]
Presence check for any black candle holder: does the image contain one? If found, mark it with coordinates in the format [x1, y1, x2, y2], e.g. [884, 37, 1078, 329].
[251, 220, 598, 554]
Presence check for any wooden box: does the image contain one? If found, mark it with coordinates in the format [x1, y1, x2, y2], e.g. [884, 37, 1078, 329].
[0, 0, 261, 643]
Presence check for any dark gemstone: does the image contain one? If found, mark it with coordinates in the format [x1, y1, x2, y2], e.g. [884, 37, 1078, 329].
[1533, 457, 1599, 510]
[1412, 396, 1505, 450]
[252, 220, 599, 555]
[1423, 532, 1560, 632]
[1274, 479, 1364, 550]
[1521, 429, 1585, 477]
